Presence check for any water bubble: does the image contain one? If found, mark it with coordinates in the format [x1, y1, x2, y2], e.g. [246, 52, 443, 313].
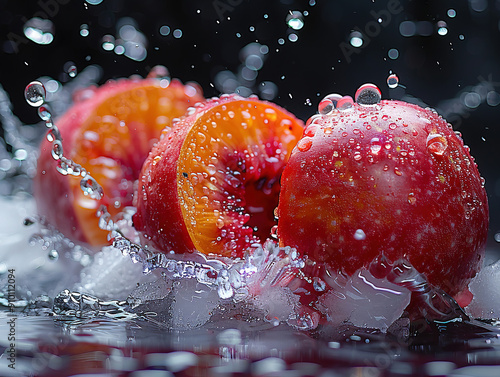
[288, 33, 299, 42]
[388, 48, 399, 59]
[286, 11, 304, 30]
[355, 84, 382, 105]
[159, 25, 171, 36]
[23, 17, 54, 45]
[447, 9, 457, 18]
[337, 96, 354, 110]
[173, 29, 183, 38]
[426, 134, 448, 156]
[24, 81, 46, 107]
[387, 74, 399, 89]
[318, 98, 334, 115]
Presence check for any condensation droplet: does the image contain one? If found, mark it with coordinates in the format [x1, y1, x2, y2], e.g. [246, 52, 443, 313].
[426, 133, 448, 156]
[354, 229, 366, 240]
[24, 81, 46, 107]
[370, 138, 382, 154]
[355, 83, 382, 105]
[297, 137, 313, 152]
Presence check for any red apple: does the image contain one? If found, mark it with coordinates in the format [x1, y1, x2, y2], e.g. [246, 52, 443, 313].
[277, 89, 488, 299]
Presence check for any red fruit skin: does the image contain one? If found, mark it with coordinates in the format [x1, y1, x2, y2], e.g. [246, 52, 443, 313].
[277, 100, 489, 298]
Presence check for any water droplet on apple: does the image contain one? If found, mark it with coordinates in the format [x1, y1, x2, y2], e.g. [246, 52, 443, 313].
[297, 137, 313, 152]
[354, 229, 366, 240]
[355, 83, 381, 105]
[426, 133, 448, 156]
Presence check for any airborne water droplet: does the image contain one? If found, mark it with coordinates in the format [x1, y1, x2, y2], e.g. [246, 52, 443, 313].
[355, 83, 382, 105]
[387, 74, 399, 89]
[426, 133, 448, 156]
[48, 249, 59, 261]
[37, 104, 52, 121]
[24, 81, 46, 107]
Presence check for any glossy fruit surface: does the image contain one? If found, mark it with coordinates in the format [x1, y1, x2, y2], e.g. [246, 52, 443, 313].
[277, 97, 488, 298]
[34, 77, 203, 246]
[133, 94, 304, 258]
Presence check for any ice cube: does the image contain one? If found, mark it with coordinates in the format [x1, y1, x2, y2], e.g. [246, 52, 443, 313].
[251, 286, 300, 326]
[75, 246, 156, 300]
[170, 278, 221, 330]
[466, 259, 500, 319]
[129, 277, 221, 330]
[317, 268, 411, 332]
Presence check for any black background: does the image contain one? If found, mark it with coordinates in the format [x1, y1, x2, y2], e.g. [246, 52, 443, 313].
[1, 0, 499, 253]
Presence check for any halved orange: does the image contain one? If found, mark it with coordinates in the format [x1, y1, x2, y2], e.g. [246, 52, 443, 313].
[133, 94, 304, 257]
[34, 77, 204, 247]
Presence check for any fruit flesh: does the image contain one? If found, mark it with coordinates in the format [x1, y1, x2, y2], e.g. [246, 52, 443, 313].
[34, 78, 203, 246]
[277, 100, 488, 297]
[134, 96, 304, 257]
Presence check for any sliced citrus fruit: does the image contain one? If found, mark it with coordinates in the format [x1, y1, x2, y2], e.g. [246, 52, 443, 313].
[133, 94, 304, 258]
[34, 77, 204, 247]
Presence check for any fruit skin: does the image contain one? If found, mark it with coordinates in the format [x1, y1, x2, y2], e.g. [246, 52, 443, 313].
[34, 78, 203, 247]
[133, 94, 304, 258]
[277, 100, 488, 298]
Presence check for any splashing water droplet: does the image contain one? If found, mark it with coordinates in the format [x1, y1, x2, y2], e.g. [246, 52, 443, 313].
[37, 104, 52, 121]
[48, 249, 59, 260]
[387, 74, 399, 89]
[426, 133, 448, 156]
[24, 81, 46, 107]
[51, 140, 63, 160]
[286, 11, 304, 30]
[80, 176, 104, 199]
[68, 65, 77, 78]
[355, 84, 382, 105]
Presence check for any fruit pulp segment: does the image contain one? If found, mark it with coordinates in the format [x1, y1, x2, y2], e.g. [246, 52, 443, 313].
[177, 100, 302, 257]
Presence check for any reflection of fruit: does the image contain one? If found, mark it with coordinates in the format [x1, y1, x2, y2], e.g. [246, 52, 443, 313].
[133, 94, 304, 257]
[34, 78, 203, 247]
[277, 98, 488, 299]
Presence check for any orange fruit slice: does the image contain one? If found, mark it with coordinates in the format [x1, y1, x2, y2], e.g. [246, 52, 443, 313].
[34, 77, 204, 247]
[134, 94, 304, 257]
